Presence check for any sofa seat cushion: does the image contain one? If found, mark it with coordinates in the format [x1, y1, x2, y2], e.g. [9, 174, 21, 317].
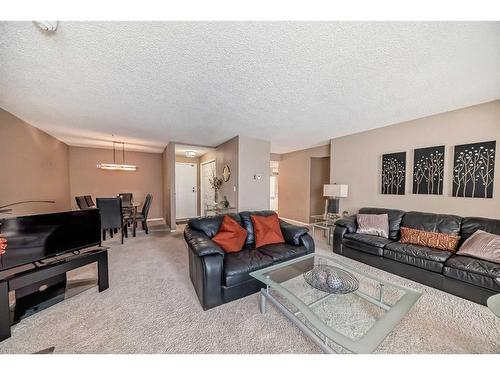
[443, 255, 500, 292]
[383, 242, 453, 273]
[343, 233, 394, 256]
[258, 243, 308, 262]
[223, 249, 273, 287]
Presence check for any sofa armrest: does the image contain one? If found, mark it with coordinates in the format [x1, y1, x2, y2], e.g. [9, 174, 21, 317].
[279, 219, 309, 246]
[299, 233, 315, 253]
[333, 226, 348, 254]
[184, 227, 225, 257]
[335, 215, 357, 233]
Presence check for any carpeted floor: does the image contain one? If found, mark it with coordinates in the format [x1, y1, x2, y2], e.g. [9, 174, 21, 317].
[0, 223, 499, 354]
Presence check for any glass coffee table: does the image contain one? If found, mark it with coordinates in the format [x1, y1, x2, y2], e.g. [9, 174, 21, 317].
[250, 254, 421, 353]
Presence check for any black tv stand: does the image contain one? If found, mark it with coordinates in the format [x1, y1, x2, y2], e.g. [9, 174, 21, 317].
[0, 247, 109, 342]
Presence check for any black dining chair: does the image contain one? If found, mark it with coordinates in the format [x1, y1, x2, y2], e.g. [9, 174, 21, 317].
[84, 195, 95, 208]
[96, 197, 128, 244]
[118, 193, 133, 208]
[134, 194, 153, 235]
[75, 196, 89, 210]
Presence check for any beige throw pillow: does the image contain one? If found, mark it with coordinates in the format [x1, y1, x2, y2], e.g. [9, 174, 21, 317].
[356, 213, 389, 238]
[457, 230, 500, 264]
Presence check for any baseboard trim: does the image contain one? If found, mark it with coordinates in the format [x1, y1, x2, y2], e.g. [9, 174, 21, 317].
[279, 217, 310, 227]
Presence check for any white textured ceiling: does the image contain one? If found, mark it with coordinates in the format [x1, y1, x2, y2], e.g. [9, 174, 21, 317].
[1, 21, 500, 153]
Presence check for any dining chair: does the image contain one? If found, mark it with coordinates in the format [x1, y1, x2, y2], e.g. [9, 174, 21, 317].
[84, 195, 95, 208]
[118, 193, 133, 208]
[75, 196, 89, 210]
[96, 197, 128, 244]
[134, 193, 153, 235]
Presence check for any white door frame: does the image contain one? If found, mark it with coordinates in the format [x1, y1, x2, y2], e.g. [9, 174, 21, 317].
[175, 162, 198, 220]
[200, 159, 216, 216]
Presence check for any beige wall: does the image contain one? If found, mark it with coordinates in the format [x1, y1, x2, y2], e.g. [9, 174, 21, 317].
[278, 144, 330, 223]
[310, 157, 330, 216]
[331, 100, 500, 218]
[216, 137, 239, 208]
[238, 136, 271, 211]
[69, 146, 163, 219]
[0, 108, 71, 216]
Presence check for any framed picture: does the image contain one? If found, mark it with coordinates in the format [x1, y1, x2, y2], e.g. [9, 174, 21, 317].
[413, 145, 445, 195]
[381, 152, 406, 195]
[452, 141, 496, 198]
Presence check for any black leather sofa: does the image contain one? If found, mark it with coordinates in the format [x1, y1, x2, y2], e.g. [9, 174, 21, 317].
[333, 208, 500, 305]
[184, 210, 315, 310]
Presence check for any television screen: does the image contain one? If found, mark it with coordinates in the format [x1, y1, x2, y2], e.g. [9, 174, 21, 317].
[0, 209, 101, 271]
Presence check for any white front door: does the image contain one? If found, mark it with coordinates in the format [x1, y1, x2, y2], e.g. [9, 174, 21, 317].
[175, 162, 198, 219]
[201, 160, 216, 216]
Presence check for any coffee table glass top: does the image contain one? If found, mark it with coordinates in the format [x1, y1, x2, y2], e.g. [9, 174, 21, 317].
[250, 254, 421, 353]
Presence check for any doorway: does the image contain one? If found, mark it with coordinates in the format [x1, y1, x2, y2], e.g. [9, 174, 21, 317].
[175, 162, 198, 220]
[200, 159, 216, 216]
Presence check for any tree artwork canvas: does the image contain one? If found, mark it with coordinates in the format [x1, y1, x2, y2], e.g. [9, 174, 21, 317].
[381, 152, 406, 195]
[452, 141, 496, 198]
[413, 145, 445, 195]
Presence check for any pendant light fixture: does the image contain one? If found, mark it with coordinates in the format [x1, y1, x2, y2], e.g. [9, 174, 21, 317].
[97, 141, 137, 171]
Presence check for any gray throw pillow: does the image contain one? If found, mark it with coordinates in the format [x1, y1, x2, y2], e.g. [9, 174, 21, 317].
[356, 213, 389, 238]
[457, 230, 500, 264]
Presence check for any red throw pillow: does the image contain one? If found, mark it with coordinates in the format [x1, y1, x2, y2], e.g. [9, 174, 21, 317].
[251, 213, 285, 248]
[212, 215, 248, 253]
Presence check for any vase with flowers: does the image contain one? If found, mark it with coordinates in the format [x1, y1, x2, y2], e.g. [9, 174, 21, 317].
[209, 173, 223, 204]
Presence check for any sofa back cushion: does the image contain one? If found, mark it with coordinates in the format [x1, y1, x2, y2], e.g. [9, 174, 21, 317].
[460, 217, 500, 245]
[239, 210, 278, 246]
[188, 213, 243, 238]
[402, 211, 461, 236]
[359, 208, 405, 240]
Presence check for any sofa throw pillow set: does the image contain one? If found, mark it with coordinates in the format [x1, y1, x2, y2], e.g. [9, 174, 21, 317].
[212, 213, 285, 253]
[355, 213, 500, 263]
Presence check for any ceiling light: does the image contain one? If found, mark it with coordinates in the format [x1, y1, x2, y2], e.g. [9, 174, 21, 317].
[97, 141, 137, 172]
[185, 151, 197, 158]
[96, 163, 137, 171]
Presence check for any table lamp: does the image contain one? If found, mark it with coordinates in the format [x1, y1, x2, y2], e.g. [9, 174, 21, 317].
[323, 184, 348, 214]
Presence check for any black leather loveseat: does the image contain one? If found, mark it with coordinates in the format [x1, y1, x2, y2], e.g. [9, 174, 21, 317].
[184, 210, 315, 310]
[333, 208, 500, 305]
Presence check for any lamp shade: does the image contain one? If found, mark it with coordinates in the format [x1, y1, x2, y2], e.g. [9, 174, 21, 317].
[323, 184, 348, 198]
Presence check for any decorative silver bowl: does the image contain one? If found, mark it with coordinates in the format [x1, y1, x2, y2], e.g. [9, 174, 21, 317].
[303, 265, 359, 294]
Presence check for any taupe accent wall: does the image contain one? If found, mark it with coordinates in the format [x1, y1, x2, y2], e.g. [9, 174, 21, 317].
[330, 100, 500, 218]
[310, 157, 330, 217]
[238, 136, 271, 211]
[216, 137, 239, 208]
[0, 108, 71, 216]
[69, 146, 163, 219]
[278, 144, 330, 223]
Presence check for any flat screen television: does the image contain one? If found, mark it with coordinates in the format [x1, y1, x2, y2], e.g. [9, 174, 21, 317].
[0, 209, 101, 271]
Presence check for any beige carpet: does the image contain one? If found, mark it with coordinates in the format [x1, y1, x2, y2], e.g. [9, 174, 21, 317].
[0, 223, 499, 354]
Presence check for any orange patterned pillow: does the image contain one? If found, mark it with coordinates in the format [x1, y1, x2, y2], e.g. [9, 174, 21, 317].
[399, 227, 460, 252]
